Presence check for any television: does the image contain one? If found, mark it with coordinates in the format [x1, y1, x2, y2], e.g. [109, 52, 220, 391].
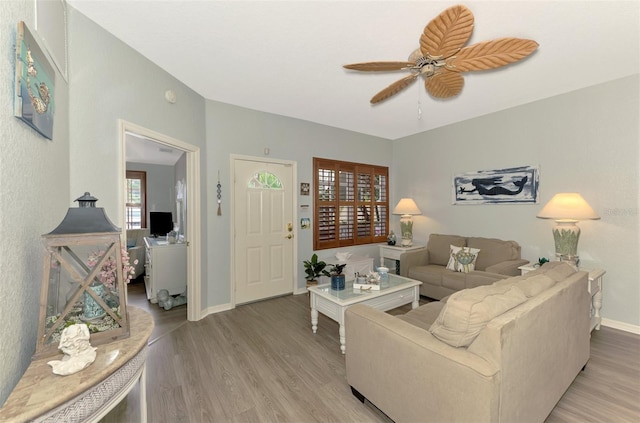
[149, 212, 173, 237]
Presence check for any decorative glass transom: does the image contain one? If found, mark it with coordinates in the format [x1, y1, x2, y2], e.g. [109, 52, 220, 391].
[248, 171, 283, 190]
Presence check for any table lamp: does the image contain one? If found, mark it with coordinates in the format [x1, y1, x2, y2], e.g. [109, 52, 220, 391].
[392, 198, 422, 247]
[536, 193, 599, 266]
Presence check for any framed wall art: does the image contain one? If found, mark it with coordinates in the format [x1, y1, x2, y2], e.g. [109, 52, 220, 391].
[15, 21, 55, 140]
[453, 165, 539, 205]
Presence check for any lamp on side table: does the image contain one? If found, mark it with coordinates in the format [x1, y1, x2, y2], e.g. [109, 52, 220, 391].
[536, 192, 600, 267]
[392, 198, 422, 247]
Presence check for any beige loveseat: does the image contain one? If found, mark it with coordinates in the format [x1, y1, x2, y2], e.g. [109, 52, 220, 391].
[346, 262, 590, 423]
[400, 234, 529, 299]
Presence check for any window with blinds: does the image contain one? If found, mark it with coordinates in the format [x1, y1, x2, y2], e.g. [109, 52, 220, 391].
[313, 158, 388, 250]
[126, 171, 146, 229]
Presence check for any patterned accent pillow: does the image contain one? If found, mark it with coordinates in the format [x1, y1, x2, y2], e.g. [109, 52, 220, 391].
[430, 283, 528, 347]
[446, 245, 481, 273]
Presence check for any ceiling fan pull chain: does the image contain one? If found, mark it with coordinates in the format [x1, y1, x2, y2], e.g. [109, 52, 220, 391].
[416, 81, 423, 120]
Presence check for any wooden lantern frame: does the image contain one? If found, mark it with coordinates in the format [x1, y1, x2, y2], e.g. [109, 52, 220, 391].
[35, 231, 130, 359]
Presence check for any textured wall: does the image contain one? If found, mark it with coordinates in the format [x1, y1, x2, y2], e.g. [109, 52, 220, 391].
[66, 6, 207, 309]
[392, 75, 639, 328]
[0, 1, 70, 405]
[67, 7, 206, 228]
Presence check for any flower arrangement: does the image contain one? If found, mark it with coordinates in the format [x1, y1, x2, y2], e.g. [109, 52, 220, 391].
[87, 247, 138, 289]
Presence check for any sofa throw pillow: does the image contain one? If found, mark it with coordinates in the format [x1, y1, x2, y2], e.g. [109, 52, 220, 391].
[429, 283, 528, 348]
[518, 274, 556, 297]
[540, 261, 577, 281]
[446, 245, 481, 273]
[495, 274, 556, 298]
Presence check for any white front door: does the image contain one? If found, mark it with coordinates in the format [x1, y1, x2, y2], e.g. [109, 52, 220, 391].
[234, 159, 294, 304]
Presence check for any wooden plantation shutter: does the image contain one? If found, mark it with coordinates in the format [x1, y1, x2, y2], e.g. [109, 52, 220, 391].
[313, 158, 388, 250]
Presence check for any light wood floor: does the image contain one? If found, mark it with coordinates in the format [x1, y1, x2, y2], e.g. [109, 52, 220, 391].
[103, 282, 640, 422]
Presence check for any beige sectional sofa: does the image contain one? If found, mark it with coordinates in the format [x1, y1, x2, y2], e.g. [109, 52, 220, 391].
[346, 262, 590, 423]
[400, 234, 529, 299]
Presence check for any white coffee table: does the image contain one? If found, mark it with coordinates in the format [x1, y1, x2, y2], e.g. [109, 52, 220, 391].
[308, 274, 422, 354]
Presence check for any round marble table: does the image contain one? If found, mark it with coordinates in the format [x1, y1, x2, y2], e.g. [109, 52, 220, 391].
[0, 306, 153, 423]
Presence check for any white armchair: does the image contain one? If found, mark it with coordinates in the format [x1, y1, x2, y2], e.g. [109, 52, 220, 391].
[126, 229, 149, 279]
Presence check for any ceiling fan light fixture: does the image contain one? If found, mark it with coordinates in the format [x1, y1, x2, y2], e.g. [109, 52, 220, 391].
[343, 4, 538, 104]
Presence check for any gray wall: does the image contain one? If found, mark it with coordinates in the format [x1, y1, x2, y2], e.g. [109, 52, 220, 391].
[392, 75, 639, 328]
[126, 161, 178, 224]
[0, 1, 70, 405]
[205, 101, 393, 308]
[67, 7, 206, 229]
[66, 6, 209, 309]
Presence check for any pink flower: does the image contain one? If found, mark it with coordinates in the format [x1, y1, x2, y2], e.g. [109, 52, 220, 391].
[88, 247, 139, 289]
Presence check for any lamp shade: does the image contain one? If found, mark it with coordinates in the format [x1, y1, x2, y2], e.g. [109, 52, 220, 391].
[536, 193, 600, 221]
[392, 198, 422, 216]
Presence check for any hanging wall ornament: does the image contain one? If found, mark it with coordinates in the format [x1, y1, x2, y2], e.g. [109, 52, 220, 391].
[217, 170, 222, 216]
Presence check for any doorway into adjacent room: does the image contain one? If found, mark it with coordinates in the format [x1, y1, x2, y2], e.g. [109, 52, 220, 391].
[232, 156, 297, 305]
[119, 120, 202, 321]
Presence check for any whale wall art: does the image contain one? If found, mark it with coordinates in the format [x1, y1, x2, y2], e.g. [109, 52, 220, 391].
[453, 166, 539, 205]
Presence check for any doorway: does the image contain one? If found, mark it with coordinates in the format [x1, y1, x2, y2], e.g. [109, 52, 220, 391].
[119, 120, 202, 321]
[231, 156, 297, 305]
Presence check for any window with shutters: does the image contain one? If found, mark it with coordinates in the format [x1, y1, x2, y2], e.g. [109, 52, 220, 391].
[313, 158, 388, 250]
[126, 171, 146, 229]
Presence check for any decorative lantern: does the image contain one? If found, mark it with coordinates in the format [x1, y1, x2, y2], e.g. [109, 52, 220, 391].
[35, 193, 130, 358]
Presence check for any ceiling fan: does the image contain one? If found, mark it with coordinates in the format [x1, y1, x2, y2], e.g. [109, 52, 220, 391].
[343, 4, 539, 104]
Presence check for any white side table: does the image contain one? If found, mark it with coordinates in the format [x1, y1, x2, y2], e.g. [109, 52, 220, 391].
[519, 264, 605, 332]
[379, 244, 425, 274]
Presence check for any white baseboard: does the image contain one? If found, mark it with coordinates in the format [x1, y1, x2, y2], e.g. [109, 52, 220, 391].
[601, 318, 640, 335]
[200, 290, 309, 318]
[201, 302, 233, 318]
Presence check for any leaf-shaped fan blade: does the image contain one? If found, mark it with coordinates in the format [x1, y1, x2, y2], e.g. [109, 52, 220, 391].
[447, 38, 539, 72]
[420, 4, 474, 58]
[425, 71, 464, 98]
[343, 62, 414, 72]
[370, 74, 418, 104]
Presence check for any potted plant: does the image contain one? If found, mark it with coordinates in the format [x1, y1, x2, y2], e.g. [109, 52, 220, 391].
[537, 257, 550, 267]
[329, 263, 347, 291]
[304, 253, 330, 287]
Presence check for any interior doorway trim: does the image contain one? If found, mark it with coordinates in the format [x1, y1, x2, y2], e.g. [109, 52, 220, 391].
[119, 120, 202, 321]
[229, 154, 298, 308]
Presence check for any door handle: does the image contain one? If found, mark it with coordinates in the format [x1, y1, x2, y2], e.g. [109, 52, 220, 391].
[285, 234, 294, 239]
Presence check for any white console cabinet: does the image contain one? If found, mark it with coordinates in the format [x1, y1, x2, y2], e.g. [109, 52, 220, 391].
[144, 237, 187, 303]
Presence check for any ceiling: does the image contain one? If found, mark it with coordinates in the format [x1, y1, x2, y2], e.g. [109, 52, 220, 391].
[125, 132, 184, 166]
[68, 1, 639, 141]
